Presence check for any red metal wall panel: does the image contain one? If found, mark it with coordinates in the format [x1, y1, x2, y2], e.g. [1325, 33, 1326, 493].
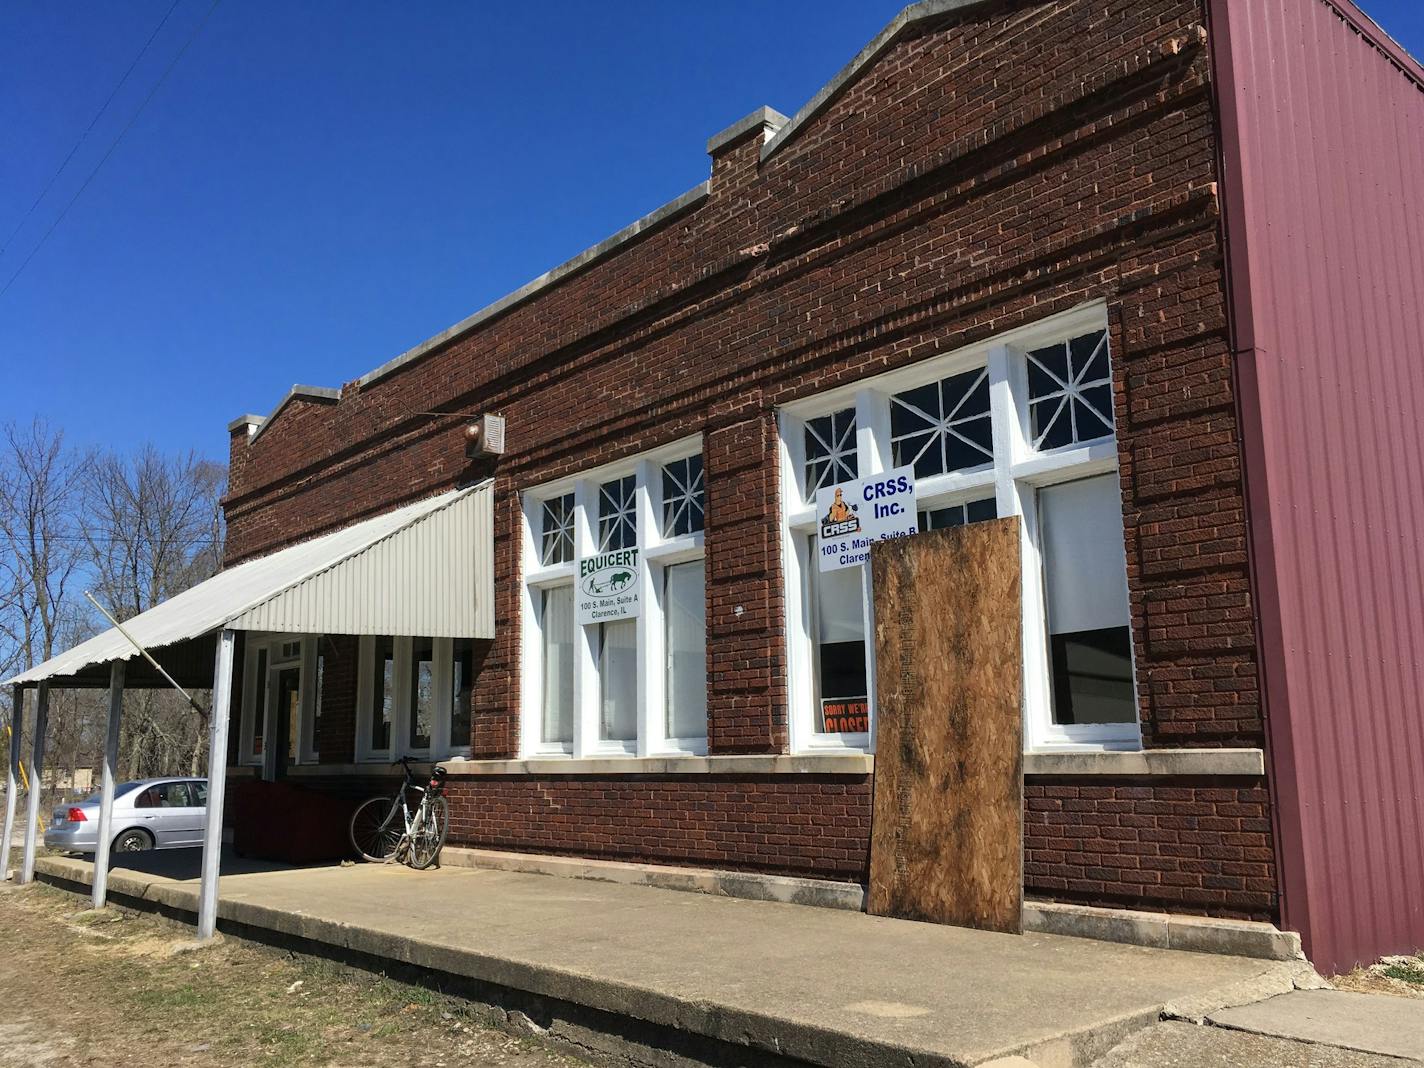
[1212, 0, 1424, 972]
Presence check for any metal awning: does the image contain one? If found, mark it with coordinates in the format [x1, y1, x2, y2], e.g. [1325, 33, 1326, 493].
[3, 481, 494, 688]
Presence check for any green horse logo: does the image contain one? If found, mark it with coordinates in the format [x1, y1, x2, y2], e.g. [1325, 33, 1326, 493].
[583, 569, 635, 596]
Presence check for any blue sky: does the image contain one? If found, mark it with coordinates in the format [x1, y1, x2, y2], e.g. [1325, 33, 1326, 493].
[3, 1, 1422, 463]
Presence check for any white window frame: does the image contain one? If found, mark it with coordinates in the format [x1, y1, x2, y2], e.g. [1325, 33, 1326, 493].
[778, 302, 1139, 754]
[520, 436, 708, 759]
[355, 635, 469, 762]
[238, 634, 321, 768]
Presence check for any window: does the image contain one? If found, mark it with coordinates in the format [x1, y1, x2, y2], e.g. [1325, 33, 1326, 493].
[599, 475, 636, 550]
[803, 408, 858, 496]
[597, 620, 638, 742]
[1039, 476, 1134, 725]
[541, 586, 575, 746]
[780, 305, 1135, 752]
[370, 636, 395, 753]
[355, 635, 482, 760]
[452, 638, 474, 750]
[664, 561, 706, 740]
[541, 493, 575, 565]
[809, 548, 869, 734]
[409, 637, 435, 751]
[135, 782, 192, 808]
[1027, 329, 1113, 450]
[919, 496, 997, 531]
[662, 455, 705, 537]
[522, 440, 707, 758]
[890, 367, 992, 477]
[250, 648, 267, 758]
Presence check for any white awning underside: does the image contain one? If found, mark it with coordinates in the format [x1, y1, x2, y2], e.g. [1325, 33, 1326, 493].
[4, 483, 494, 687]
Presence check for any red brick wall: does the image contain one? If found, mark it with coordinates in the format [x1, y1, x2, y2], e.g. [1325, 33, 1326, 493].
[1025, 777, 1275, 920]
[444, 774, 873, 881]
[219, 1, 1275, 918]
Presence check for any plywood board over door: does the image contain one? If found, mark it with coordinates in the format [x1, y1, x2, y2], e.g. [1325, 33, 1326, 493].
[867, 518, 1023, 933]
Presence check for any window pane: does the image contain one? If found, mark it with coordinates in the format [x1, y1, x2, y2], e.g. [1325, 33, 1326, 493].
[599, 475, 637, 550]
[541, 493, 575, 565]
[918, 496, 997, 531]
[1027, 329, 1114, 450]
[662, 455, 705, 537]
[598, 620, 638, 742]
[541, 587, 574, 745]
[890, 368, 992, 477]
[452, 638, 474, 750]
[809, 539, 868, 733]
[1040, 476, 1134, 725]
[409, 637, 434, 750]
[803, 408, 857, 500]
[664, 562, 707, 740]
[371, 637, 394, 751]
[252, 648, 267, 756]
[313, 650, 324, 756]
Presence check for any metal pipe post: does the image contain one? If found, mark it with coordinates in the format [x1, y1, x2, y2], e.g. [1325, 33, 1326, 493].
[197, 629, 235, 940]
[91, 661, 126, 910]
[0, 685, 22, 880]
[19, 682, 49, 883]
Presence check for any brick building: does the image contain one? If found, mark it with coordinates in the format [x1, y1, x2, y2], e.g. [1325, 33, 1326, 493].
[12, 0, 1423, 973]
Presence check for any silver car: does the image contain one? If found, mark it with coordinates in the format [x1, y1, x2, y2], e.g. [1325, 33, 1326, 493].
[44, 778, 208, 854]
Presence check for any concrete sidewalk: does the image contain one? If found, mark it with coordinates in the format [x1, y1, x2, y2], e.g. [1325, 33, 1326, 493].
[28, 851, 1319, 1068]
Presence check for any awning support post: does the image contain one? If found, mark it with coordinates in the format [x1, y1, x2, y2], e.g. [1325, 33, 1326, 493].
[19, 682, 49, 884]
[197, 629, 235, 941]
[1, 685, 22, 881]
[91, 661, 126, 910]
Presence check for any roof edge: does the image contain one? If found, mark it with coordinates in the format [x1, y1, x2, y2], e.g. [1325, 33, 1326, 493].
[228, 413, 264, 434]
[1321, 0, 1424, 88]
[248, 385, 341, 444]
[761, 0, 995, 163]
[706, 106, 790, 154]
[356, 180, 711, 390]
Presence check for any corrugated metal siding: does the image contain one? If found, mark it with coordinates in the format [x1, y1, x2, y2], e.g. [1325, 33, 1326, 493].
[1214, 0, 1424, 972]
[231, 482, 494, 638]
[4, 483, 494, 685]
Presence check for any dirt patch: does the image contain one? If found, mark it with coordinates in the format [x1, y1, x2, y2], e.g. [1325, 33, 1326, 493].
[0, 882, 589, 1067]
[1333, 954, 1424, 1000]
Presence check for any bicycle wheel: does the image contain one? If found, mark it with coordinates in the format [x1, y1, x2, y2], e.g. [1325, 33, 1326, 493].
[407, 795, 448, 870]
[350, 796, 404, 862]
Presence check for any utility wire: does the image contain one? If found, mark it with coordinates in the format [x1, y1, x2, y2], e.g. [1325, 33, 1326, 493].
[0, 0, 222, 303]
[0, 0, 184, 258]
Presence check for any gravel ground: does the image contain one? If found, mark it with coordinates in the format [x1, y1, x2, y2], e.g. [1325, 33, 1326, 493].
[0, 880, 589, 1068]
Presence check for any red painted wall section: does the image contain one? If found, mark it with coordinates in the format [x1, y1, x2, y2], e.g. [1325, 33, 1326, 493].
[1211, 0, 1424, 972]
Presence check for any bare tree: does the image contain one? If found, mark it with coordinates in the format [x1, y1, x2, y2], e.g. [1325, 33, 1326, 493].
[83, 446, 227, 777]
[0, 420, 86, 677]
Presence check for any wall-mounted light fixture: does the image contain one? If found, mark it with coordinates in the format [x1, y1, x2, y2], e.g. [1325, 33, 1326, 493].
[464, 413, 506, 459]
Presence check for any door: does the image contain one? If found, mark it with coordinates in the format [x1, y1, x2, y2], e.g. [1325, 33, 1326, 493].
[272, 666, 301, 780]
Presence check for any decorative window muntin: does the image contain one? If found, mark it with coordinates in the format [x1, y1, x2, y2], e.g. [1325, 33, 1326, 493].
[522, 441, 708, 760]
[598, 475, 637, 551]
[890, 367, 993, 477]
[540, 493, 575, 565]
[803, 408, 858, 499]
[1027, 329, 1114, 450]
[662, 455, 705, 538]
[779, 306, 1135, 756]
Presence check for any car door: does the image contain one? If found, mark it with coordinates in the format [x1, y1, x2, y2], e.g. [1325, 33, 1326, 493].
[178, 780, 209, 846]
[137, 781, 195, 847]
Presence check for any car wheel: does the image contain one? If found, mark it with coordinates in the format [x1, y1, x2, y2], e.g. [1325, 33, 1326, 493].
[113, 829, 153, 853]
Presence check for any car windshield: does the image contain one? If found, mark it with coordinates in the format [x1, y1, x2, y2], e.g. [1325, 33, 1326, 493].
[77, 782, 144, 805]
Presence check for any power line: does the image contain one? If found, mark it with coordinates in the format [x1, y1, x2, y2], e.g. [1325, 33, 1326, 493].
[0, 0, 184, 258]
[0, 0, 222, 303]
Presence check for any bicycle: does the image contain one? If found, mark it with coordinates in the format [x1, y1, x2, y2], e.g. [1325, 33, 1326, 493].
[349, 756, 450, 869]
